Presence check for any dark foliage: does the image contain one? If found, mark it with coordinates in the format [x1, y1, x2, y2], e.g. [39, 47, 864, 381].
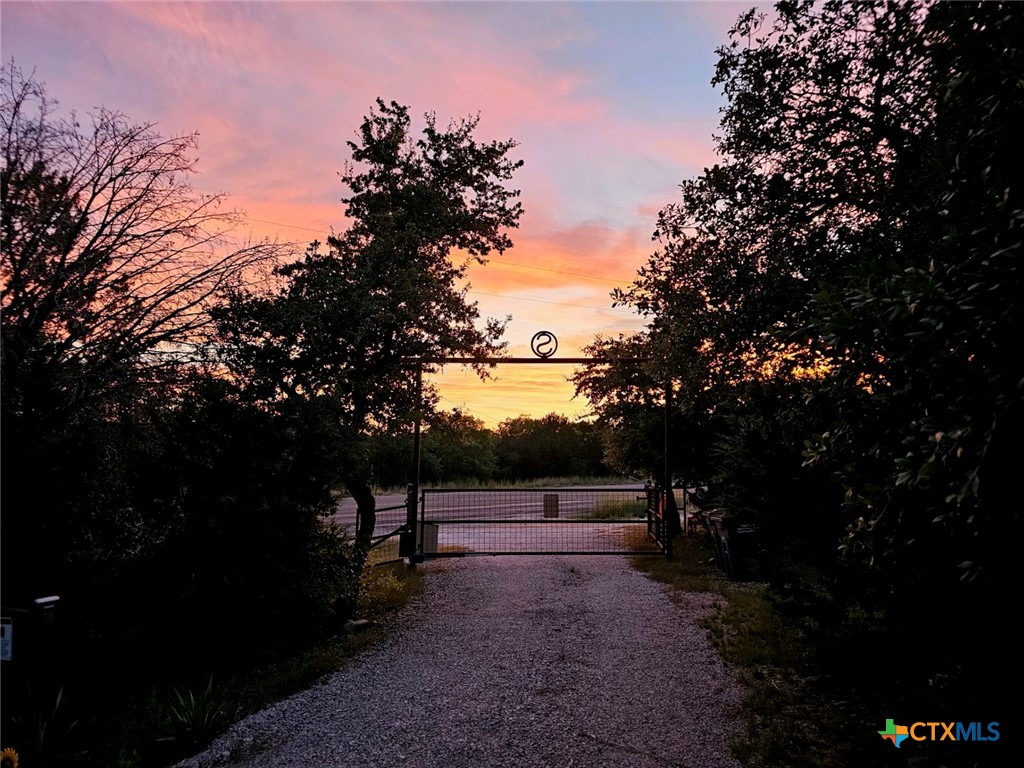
[1, 65, 358, 765]
[582, 0, 1024, 725]
[214, 99, 523, 562]
[495, 413, 607, 481]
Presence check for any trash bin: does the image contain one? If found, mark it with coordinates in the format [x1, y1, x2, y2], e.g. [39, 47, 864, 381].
[725, 519, 757, 580]
[706, 514, 756, 580]
[543, 494, 559, 518]
[706, 513, 729, 573]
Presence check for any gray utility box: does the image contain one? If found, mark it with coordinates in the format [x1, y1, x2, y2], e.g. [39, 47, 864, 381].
[543, 493, 559, 518]
[418, 522, 438, 555]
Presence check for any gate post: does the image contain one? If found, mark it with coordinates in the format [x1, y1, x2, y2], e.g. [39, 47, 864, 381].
[663, 379, 681, 555]
[400, 364, 423, 562]
[665, 488, 673, 561]
[399, 483, 416, 559]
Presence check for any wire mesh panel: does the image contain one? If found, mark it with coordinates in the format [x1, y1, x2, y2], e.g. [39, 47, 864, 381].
[418, 487, 663, 557]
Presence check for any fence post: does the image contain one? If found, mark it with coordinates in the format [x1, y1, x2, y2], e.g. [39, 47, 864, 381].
[665, 489, 673, 561]
[400, 363, 423, 562]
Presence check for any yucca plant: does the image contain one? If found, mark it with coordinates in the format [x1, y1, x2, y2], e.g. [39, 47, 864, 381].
[8, 686, 83, 766]
[156, 675, 238, 752]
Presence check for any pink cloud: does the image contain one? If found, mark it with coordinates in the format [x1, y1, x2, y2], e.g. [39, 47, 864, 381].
[4, 0, 733, 425]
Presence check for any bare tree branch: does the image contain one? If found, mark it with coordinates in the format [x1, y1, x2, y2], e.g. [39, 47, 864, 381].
[1, 60, 293, 410]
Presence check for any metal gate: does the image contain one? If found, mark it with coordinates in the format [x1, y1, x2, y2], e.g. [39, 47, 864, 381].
[393, 345, 678, 563]
[402, 486, 672, 561]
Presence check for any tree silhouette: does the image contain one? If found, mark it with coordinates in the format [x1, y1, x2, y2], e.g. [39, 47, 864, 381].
[215, 99, 523, 560]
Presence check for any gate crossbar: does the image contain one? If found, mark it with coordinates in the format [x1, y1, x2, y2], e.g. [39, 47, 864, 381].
[410, 487, 669, 560]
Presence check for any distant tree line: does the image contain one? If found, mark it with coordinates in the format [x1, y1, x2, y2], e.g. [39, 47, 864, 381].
[367, 410, 611, 489]
[574, 0, 1023, 719]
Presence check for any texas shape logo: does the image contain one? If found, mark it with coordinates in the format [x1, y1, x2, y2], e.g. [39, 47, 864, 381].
[879, 719, 909, 748]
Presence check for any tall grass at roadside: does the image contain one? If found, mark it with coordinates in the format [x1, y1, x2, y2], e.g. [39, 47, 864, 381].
[151, 675, 239, 757]
[581, 496, 648, 519]
[5, 686, 83, 767]
[357, 539, 423, 616]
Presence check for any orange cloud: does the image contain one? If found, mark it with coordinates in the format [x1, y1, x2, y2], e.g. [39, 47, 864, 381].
[432, 363, 592, 428]
[5, 0, 733, 427]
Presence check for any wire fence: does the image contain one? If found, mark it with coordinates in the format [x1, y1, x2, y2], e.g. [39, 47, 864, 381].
[417, 487, 662, 556]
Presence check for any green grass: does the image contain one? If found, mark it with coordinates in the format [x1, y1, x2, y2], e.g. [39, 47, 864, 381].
[628, 532, 854, 768]
[629, 532, 727, 594]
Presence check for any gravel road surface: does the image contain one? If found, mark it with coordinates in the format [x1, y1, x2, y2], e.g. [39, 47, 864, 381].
[177, 556, 744, 768]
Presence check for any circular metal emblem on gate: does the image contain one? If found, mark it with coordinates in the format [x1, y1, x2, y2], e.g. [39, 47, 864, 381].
[530, 330, 558, 358]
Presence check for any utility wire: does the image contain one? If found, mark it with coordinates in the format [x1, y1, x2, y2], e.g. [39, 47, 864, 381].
[468, 290, 633, 313]
[482, 259, 631, 285]
[247, 217, 325, 235]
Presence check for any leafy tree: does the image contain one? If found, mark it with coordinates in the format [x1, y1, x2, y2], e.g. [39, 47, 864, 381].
[810, 2, 1024, 579]
[124, 378, 357, 670]
[366, 431, 415, 491]
[693, 0, 1024, 599]
[494, 413, 606, 481]
[572, 332, 711, 489]
[802, 3, 1023, 701]
[215, 99, 523, 561]
[617, 0, 940, 389]
[2, 64, 353, 760]
[588, 0, 1022, 708]
[421, 409, 498, 484]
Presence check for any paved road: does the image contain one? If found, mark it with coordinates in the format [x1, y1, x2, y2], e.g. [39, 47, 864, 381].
[331, 485, 655, 554]
[178, 556, 743, 768]
[331, 485, 648, 526]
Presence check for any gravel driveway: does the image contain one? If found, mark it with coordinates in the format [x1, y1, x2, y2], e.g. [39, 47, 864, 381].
[177, 556, 744, 768]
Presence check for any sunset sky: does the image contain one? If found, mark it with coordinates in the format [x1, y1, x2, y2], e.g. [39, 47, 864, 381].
[2, 0, 760, 427]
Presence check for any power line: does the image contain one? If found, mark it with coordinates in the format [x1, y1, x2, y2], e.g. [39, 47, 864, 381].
[485, 258, 632, 285]
[468, 290, 634, 313]
[247, 217, 325, 235]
